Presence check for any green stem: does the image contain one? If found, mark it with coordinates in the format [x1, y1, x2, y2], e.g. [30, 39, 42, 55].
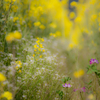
[5, 0, 13, 21]
[80, 92, 83, 100]
[95, 73, 100, 86]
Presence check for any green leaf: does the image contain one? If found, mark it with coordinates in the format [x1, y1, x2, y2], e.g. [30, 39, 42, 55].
[88, 80, 92, 85]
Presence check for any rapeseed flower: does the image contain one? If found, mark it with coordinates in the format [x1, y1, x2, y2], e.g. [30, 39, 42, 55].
[73, 69, 84, 78]
[39, 25, 45, 29]
[33, 54, 35, 57]
[5, 0, 16, 3]
[39, 44, 43, 48]
[49, 22, 57, 28]
[13, 17, 19, 22]
[69, 12, 75, 19]
[34, 22, 41, 26]
[42, 49, 45, 52]
[6, 31, 22, 42]
[13, 31, 22, 39]
[15, 61, 22, 70]
[41, 38, 44, 42]
[0, 73, 6, 82]
[88, 94, 94, 100]
[1, 91, 13, 100]
[5, 33, 14, 42]
[34, 44, 38, 48]
[40, 55, 42, 58]
[19, 70, 21, 73]
[38, 48, 41, 51]
[34, 49, 37, 52]
[70, 1, 77, 7]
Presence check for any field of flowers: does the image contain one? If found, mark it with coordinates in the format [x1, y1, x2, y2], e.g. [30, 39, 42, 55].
[0, 0, 100, 100]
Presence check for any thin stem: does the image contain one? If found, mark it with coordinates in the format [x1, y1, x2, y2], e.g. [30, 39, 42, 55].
[1, 0, 3, 9]
[95, 73, 100, 86]
[5, 0, 13, 21]
[80, 92, 83, 100]
[95, 73, 98, 100]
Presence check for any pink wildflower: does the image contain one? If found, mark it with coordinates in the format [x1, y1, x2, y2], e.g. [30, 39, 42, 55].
[74, 87, 86, 92]
[63, 83, 71, 88]
[90, 59, 99, 65]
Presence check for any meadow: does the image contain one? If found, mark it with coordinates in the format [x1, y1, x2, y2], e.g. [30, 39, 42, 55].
[0, 0, 100, 100]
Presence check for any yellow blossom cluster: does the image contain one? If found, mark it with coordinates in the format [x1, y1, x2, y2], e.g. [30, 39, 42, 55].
[34, 21, 45, 30]
[0, 73, 6, 82]
[6, 31, 22, 42]
[50, 31, 61, 37]
[33, 38, 45, 59]
[15, 61, 22, 73]
[49, 22, 57, 29]
[13, 17, 19, 22]
[0, 73, 13, 100]
[4, 0, 16, 3]
[4, 0, 17, 12]
[0, 91, 13, 100]
[73, 69, 84, 78]
[2, 0, 100, 49]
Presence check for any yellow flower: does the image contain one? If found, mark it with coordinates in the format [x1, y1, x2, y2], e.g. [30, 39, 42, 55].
[73, 69, 84, 78]
[0, 73, 6, 82]
[37, 37, 39, 40]
[52, 34, 56, 37]
[55, 31, 61, 37]
[50, 33, 53, 36]
[15, 61, 22, 70]
[15, 66, 18, 70]
[91, 14, 97, 21]
[39, 25, 45, 29]
[34, 22, 41, 26]
[39, 44, 43, 48]
[18, 61, 22, 65]
[70, 1, 77, 7]
[11, 5, 18, 12]
[13, 17, 19, 22]
[5, 33, 14, 42]
[42, 49, 45, 52]
[36, 40, 40, 45]
[5, 0, 16, 3]
[19, 70, 21, 73]
[40, 55, 42, 58]
[34, 49, 37, 52]
[49, 22, 57, 28]
[1, 91, 13, 100]
[41, 38, 44, 42]
[33, 54, 35, 57]
[38, 48, 41, 51]
[75, 16, 82, 22]
[88, 94, 94, 100]
[68, 43, 74, 49]
[69, 12, 75, 19]
[37, 6, 43, 14]
[34, 44, 38, 48]
[13, 31, 22, 39]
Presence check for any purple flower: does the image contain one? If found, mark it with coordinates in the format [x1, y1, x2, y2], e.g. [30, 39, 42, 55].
[63, 83, 71, 88]
[73, 89, 77, 92]
[81, 87, 86, 92]
[74, 87, 86, 92]
[90, 59, 99, 65]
